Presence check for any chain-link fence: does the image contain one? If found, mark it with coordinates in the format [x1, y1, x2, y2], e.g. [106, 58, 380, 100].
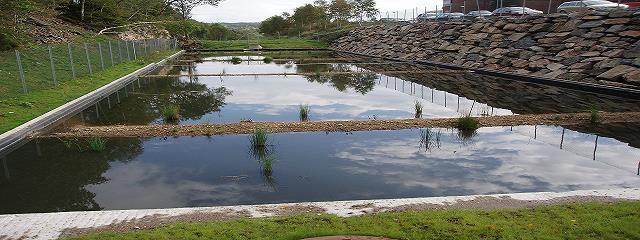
[0, 38, 178, 98]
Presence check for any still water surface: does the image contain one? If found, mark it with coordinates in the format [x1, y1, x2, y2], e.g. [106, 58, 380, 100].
[1, 125, 639, 214]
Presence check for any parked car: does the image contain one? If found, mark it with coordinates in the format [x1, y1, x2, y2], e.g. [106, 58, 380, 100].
[557, 0, 629, 13]
[379, 18, 399, 22]
[492, 7, 544, 16]
[625, 1, 640, 9]
[466, 10, 493, 17]
[417, 12, 440, 21]
[435, 12, 466, 20]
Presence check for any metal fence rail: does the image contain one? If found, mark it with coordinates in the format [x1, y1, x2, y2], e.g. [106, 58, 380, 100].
[1, 38, 178, 98]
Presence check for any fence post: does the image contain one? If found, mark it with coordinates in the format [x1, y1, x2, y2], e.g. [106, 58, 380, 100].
[143, 39, 148, 56]
[117, 41, 123, 63]
[108, 41, 114, 67]
[68, 43, 76, 79]
[48, 45, 57, 86]
[15, 50, 28, 94]
[84, 43, 92, 75]
[132, 42, 137, 60]
[126, 41, 131, 61]
[98, 42, 105, 71]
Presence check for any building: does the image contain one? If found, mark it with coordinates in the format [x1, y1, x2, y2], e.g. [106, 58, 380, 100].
[443, 0, 571, 13]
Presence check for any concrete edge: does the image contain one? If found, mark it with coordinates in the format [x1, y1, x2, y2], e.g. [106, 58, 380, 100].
[0, 50, 185, 156]
[0, 188, 638, 239]
[332, 49, 640, 99]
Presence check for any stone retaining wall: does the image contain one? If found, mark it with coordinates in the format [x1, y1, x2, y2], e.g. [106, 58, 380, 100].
[332, 12, 640, 88]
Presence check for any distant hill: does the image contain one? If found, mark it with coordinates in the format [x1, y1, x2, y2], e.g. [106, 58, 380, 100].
[220, 22, 260, 29]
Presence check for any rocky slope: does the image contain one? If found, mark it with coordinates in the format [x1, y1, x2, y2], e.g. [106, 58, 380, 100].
[332, 11, 640, 88]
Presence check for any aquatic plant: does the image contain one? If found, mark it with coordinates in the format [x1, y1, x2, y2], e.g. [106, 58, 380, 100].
[415, 100, 423, 119]
[260, 154, 276, 177]
[299, 104, 310, 122]
[420, 128, 442, 151]
[59, 137, 85, 152]
[250, 128, 269, 148]
[455, 114, 479, 144]
[456, 114, 479, 131]
[162, 105, 180, 122]
[457, 128, 478, 144]
[263, 57, 273, 64]
[87, 137, 106, 152]
[230, 57, 242, 64]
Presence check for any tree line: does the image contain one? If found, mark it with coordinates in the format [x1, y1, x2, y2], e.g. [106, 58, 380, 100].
[259, 0, 378, 37]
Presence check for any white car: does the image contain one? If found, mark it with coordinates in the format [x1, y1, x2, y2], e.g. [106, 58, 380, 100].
[557, 0, 629, 13]
[466, 10, 493, 17]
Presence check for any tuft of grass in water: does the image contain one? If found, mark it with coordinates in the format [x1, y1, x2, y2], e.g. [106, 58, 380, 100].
[455, 114, 479, 144]
[299, 104, 310, 122]
[456, 114, 479, 131]
[260, 154, 276, 177]
[589, 107, 600, 125]
[420, 128, 442, 151]
[250, 128, 269, 148]
[59, 137, 87, 152]
[263, 57, 273, 64]
[162, 105, 180, 122]
[414, 100, 423, 119]
[86, 137, 106, 152]
[230, 57, 242, 64]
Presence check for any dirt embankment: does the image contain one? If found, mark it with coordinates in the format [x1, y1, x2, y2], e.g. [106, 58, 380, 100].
[45, 111, 640, 138]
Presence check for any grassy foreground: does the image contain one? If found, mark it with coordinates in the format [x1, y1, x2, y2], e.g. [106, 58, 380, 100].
[68, 201, 640, 240]
[0, 50, 178, 134]
[198, 38, 327, 50]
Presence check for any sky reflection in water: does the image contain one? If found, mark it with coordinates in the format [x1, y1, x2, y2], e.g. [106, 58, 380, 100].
[2, 125, 639, 213]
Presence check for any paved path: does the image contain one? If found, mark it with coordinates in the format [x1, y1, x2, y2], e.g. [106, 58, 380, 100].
[1, 188, 638, 240]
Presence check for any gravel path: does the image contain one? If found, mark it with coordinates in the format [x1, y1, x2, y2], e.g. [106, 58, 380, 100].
[45, 112, 640, 138]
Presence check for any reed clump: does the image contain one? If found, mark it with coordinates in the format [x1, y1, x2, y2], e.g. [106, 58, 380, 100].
[162, 105, 180, 122]
[299, 104, 310, 122]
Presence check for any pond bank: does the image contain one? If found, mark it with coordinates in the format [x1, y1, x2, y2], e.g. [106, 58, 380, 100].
[1, 188, 637, 240]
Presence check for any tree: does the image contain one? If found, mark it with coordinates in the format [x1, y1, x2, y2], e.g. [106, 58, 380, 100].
[291, 4, 328, 32]
[351, 0, 378, 23]
[258, 15, 291, 37]
[165, 0, 224, 19]
[328, 0, 352, 24]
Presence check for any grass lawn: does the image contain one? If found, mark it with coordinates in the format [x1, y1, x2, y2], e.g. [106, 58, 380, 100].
[68, 201, 640, 240]
[198, 38, 328, 50]
[0, 50, 178, 134]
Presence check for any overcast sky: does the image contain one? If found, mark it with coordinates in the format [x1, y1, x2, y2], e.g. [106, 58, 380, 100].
[192, 0, 442, 23]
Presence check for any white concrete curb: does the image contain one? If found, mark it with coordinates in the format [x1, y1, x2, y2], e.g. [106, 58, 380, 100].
[0, 188, 638, 239]
[0, 50, 185, 155]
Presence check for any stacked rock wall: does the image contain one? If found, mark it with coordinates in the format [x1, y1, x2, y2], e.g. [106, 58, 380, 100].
[332, 12, 640, 88]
